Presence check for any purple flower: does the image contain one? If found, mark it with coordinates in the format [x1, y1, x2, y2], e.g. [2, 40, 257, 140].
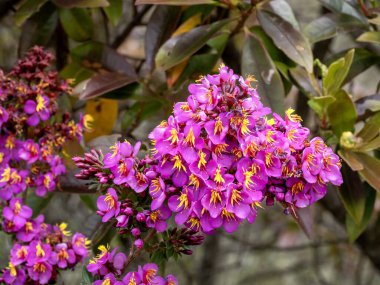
[50, 243, 76, 269]
[28, 241, 52, 263]
[72, 233, 90, 258]
[24, 94, 51, 126]
[146, 206, 172, 232]
[27, 261, 52, 284]
[122, 271, 141, 285]
[2, 263, 26, 285]
[18, 140, 40, 164]
[35, 172, 56, 196]
[2, 198, 32, 230]
[10, 244, 29, 266]
[97, 188, 121, 222]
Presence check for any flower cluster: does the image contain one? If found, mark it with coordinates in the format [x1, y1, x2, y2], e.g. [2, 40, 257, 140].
[76, 66, 342, 235]
[87, 246, 177, 285]
[146, 66, 342, 233]
[0, 199, 89, 284]
[0, 47, 91, 284]
[0, 46, 91, 200]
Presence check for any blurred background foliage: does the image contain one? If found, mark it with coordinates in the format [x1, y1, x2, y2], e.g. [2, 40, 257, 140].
[1, 0, 380, 284]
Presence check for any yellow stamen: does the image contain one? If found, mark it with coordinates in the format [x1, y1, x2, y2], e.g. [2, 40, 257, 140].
[291, 181, 304, 195]
[221, 208, 236, 221]
[172, 155, 186, 172]
[231, 189, 242, 206]
[167, 128, 179, 145]
[36, 94, 47, 112]
[36, 243, 45, 258]
[188, 217, 200, 230]
[177, 192, 189, 209]
[183, 128, 195, 146]
[214, 118, 223, 135]
[286, 108, 302, 122]
[8, 262, 17, 277]
[214, 165, 225, 184]
[197, 151, 207, 169]
[104, 193, 116, 209]
[59, 223, 71, 236]
[210, 190, 222, 205]
[189, 174, 200, 189]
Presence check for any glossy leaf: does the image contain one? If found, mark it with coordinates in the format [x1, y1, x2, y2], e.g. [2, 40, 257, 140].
[84, 99, 118, 142]
[346, 184, 376, 242]
[60, 61, 94, 83]
[259, 0, 300, 30]
[357, 136, 380, 152]
[155, 19, 230, 71]
[59, 8, 93, 42]
[357, 112, 380, 142]
[327, 90, 357, 137]
[136, 0, 216, 5]
[172, 13, 202, 37]
[257, 9, 313, 73]
[338, 149, 364, 171]
[323, 49, 354, 96]
[308, 96, 335, 117]
[53, 0, 109, 8]
[144, 6, 181, 73]
[14, 0, 48, 26]
[81, 266, 93, 284]
[242, 33, 285, 114]
[354, 152, 380, 192]
[304, 14, 364, 44]
[343, 48, 380, 83]
[357, 31, 380, 44]
[320, 0, 368, 23]
[289, 66, 319, 96]
[80, 72, 136, 100]
[338, 162, 366, 224]
[104, 0, 123, 26]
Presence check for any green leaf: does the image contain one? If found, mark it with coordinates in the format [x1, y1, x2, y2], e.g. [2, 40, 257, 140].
[53, 0, 109, 8]
[323, 49, 354, 96]
[80, 195, 97, 211]
[357, 112, 380, 142]
[81, 266, 93, 284]
[343, 48, 380, 83]
[320, 0, 368, 23]
[241, 32, 285, 114]
[60, 61, 94, 83]
[304, 14, 365, 44]
[346, 184, 376, 242]
[354, 152, 380, 192]
[14, 0, 48, 26]
[104, 0, 123, 26]
[338, 149, 364, 171]
[308, 96, 335, 117]
[259, 0, 300, 30]
[136, 0, 216, 5]
[155, 19, 230, 71]
[289, 66, 319, 96]
[18, 2, 58, 55]
[327, 90, 357, 137]
[357, 31, 380, 44]
[144, 6, 182, 73]
[257, 9, 313, 73]
[338, 163, 366, 224]
[80, 71, 137, 100]
[357, 136, 380, 152]
[59, 8, 93, 42]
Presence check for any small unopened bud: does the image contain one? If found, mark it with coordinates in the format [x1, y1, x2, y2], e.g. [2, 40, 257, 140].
[131, 228, 141, 237]
[134, 239, 144, 249]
